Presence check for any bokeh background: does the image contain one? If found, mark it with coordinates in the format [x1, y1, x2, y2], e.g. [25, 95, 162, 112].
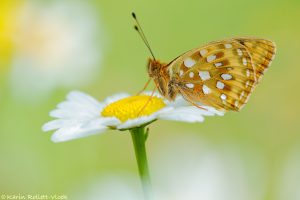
[1, 0, 300, 199]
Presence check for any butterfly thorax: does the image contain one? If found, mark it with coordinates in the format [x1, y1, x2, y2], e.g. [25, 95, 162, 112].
[147, 59, 178, 101]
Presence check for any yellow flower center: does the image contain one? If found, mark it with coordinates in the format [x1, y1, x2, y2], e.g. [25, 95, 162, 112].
[101, 95, 166, 122]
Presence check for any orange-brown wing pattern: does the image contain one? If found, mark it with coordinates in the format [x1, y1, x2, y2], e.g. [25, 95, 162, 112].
[167, 38, 275, 111]
[234, 37, 276, 82]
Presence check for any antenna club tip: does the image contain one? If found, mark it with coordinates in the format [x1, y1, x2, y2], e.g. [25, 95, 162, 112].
[131, 12, 136, 19]
[134, 25, 138, 30]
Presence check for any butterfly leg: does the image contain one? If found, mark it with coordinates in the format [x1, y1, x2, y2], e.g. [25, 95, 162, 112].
[136, 78, 152, 95]
[137, 86, 157, 116]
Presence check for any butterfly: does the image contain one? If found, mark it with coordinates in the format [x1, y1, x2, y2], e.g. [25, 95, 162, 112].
[132, 13, 276, 112]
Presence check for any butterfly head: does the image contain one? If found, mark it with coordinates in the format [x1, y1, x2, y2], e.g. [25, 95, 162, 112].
[147, 58, 164, 78]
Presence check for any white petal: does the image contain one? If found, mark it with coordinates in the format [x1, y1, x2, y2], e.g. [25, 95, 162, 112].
[49, 108, 96, 119]
[96, 117, 121, 127]
[51, 126, 107, 142]
[50, 118, 112, 142]
[49, 91, 104, 120]
[201, 106, 224, 116]
[158, 107, 206, 122]
[158, 99, 224, 122]
[42, 119, 73, 131]
[165, 96, 224, 116]
[57, 101, 101, 116]
[165, 96, 190, 107]
[57, 99, 101, 111]
[117, 116, 157, 130]
[43, 90, 126, 142]
[67, 91, 101, 107]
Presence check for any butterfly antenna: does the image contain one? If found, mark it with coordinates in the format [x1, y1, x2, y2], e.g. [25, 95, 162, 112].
[132, 12, 156, 61]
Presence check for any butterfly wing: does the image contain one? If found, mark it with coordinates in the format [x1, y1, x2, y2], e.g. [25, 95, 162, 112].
[167, 37, 276, 111]
[234, 37, 276, 82]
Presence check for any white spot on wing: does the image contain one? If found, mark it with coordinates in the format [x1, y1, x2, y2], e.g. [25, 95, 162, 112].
[221, 73, 232, 80]
[186, 83, 194, 88]
[237, 49, 243, 56]
[216, 81, 225, 89]
[199, 71, 210, 81]
[184, 58, 196, 68]
[245, 80, 250, 88]
[189, 72, 194, 78]
[235, 100, 239, 107]
[214, 62, 222, 67]
[180, 70, 184, 77]
[246, 69, 250, 77]
[242, 58, 247, 66]
[207, 55, 216, 63]
[239, 91, 245, 99]
[200, 49, 208, 56]
[225, 43, 232, 48]
[202, 85, 211, 94]
[220, 94, 227, 100]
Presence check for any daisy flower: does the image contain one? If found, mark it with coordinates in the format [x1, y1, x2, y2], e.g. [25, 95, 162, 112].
[42, 91, 223, 142]
[9, 1, 103, 99]
[42, 90, 223, 199]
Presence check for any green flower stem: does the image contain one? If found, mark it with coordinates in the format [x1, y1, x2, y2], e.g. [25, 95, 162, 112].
[130, 126, 152, 200]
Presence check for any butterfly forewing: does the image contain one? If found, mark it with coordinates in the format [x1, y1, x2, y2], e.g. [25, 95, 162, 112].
[167, 38, 275, 111]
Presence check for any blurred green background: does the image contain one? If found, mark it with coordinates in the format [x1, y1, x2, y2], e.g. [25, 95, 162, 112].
[1, 0, 300, 199]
